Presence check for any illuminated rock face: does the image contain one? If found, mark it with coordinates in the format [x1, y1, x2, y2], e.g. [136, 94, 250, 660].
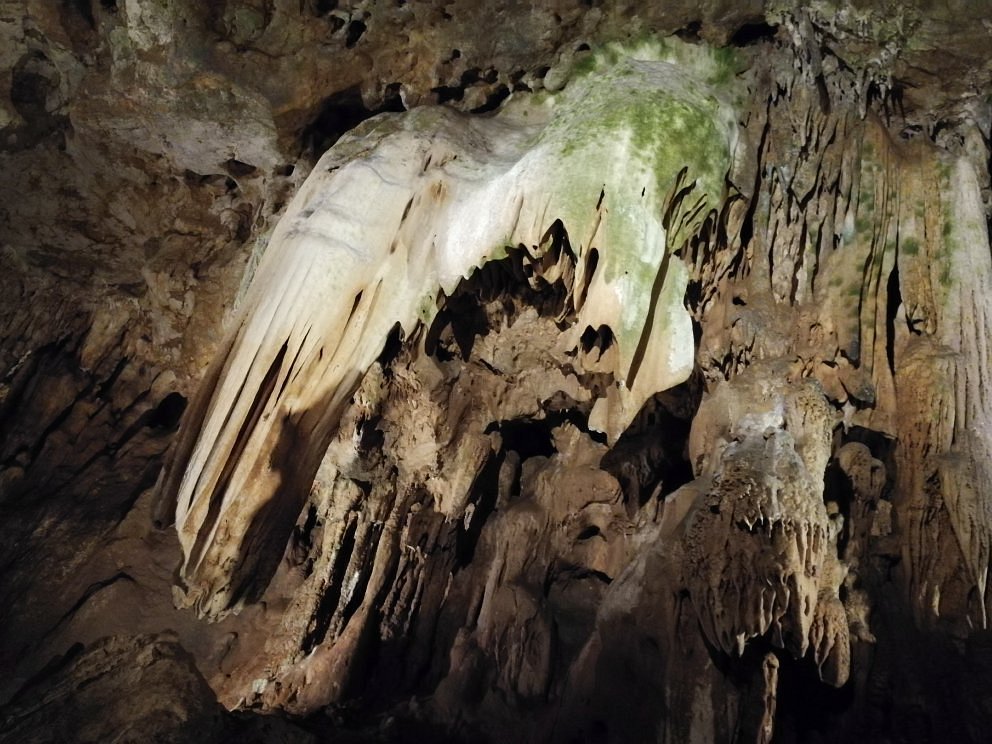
[156, 43, 740, 620]
[6, 3, 992, 743]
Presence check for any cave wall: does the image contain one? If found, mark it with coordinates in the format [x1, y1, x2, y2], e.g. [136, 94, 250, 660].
[3, 1, 992, 742]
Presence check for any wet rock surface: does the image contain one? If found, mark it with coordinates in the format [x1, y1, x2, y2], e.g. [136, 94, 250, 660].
[4, 1, 992, 742]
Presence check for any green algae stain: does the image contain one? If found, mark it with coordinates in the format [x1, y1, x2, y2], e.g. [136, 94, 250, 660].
[410, 37, 741, 380]
[544, 57, 733, 244]
[901, 237, 920, 256]
[570, 53, 598, 79]
[519, 38, 739, 376]
[708, 46, 742, 86]
[938, 263, 953, 288]
[567, 35, 743, 90]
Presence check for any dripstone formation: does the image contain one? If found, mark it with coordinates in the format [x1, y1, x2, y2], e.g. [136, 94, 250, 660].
[3, 2, 992, 742]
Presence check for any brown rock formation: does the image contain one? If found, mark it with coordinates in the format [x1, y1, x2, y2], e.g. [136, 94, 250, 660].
[4, 2, 992, 742]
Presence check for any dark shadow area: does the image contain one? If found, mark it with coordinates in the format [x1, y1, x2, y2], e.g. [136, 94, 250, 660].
[730, 21, 779, 47]
[601, 377, 700, 507]
[773, 648, 856, 741]
[885, 264, 901, 375]
[425, 221, 579, 361]
[146, 392, 188, 431]
[453, 453, 502, 569]
[674, 20, 703, 43]
[302, 517, 358, 653]
[302, 83, 406, 158]
[470, 85, 510, 114]
[488, 419, 557, 460]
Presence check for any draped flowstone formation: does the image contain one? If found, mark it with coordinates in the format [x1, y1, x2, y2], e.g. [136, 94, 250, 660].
[155, 42, 740, 620]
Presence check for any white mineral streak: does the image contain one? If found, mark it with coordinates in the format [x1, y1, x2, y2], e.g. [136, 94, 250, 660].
[931, 158, 992, 626]
[160, 46, 738, 616]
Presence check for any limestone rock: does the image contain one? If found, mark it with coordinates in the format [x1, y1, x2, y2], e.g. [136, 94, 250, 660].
[0, 633, 313, 744]
[5, 2, 992, 743]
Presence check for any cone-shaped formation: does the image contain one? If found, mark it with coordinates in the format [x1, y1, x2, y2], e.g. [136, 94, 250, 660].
[683, 367, 850, 684]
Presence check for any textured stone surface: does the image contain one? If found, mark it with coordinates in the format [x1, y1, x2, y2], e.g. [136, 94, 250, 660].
[0, 633, 314, 744]
[4, 1, 992, 742]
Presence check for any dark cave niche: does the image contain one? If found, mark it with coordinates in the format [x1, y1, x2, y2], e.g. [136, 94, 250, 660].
[716, 639, 856, 743]
[601, 378, 699, 508]
[453, 452, 502, 570]
[730, 21, 779, 47]
[299, 512, 358, 655]
[310, 0, 337, 15]
[822, 457, 854, 556]
[145, 392, 188, 431]
[674, 20, 703, 43]
[8, 51, 67, 149]
[425, 223, 579, 362]
[302, 83, 406, 159]
[488, 418, 557, 461]
[64, 0, 96, 29]
[885, 264, 901, 374]
[345, 19, 367, 48]
[774, 650, 856, 741]
[469, 85, 511, 114]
